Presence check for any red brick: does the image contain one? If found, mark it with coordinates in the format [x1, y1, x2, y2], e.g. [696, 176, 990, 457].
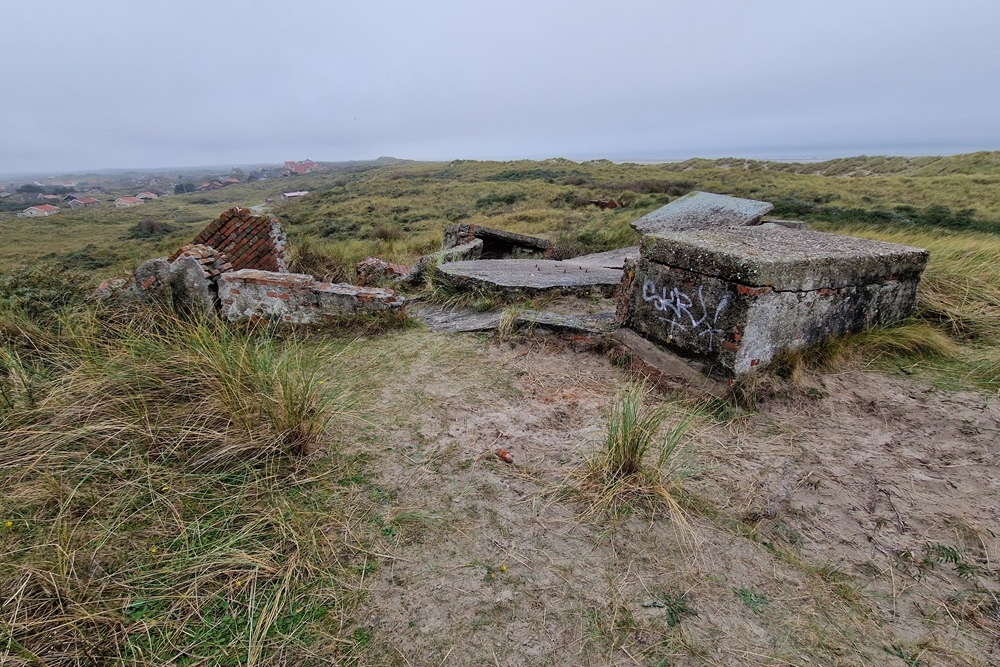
[736, 284, 773, 297]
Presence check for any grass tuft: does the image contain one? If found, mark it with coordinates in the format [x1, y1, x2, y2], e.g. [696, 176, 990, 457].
[580, 381, 695, 522]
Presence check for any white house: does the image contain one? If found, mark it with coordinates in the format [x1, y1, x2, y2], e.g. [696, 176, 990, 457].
[18, 204, 60, 217]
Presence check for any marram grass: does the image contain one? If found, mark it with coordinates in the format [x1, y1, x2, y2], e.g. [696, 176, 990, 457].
[581, 381, 696, 522]
[0, 307, 385, 665]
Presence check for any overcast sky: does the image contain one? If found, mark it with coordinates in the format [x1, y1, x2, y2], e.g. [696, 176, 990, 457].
[3, 0, 998, 174]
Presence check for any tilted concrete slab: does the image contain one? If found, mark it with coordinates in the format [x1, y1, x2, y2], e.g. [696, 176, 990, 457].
[403, 238, 484, 285]
[619, 224, 928, 376]
[436, 259, 622, 295]
[611, 329, 729, 398]
[410, 305, 503, 333]
[570, 246, 640, 269]
[631, 191, 773, 234]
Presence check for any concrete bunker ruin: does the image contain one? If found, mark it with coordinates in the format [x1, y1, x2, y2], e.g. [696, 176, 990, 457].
[121, 207, 405, 322]
[420, 190, 929, 382]
[617, 192, 928, 377]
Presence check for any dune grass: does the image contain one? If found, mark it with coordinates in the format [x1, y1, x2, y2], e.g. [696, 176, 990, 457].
[580, 382, 696, 522]
[2, 154, 1000, 663]
[0, 304, 394, 665]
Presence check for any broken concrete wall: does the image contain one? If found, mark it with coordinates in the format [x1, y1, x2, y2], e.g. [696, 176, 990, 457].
[180, 206, 288, 273]
[218, 269, 405, 324]
[442, 223, 553, 259]
[619, 224, 928, 376]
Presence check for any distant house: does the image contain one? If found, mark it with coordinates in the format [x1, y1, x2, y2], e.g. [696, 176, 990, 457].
[18, 204, 60, 218]
[40, 194, 62, 203]
[283, 160, 319, 175]
[69, 197, 100, 209]
[114, 196, 144, 208]
[135, 191, 159, 200]
[282, 190, 309, 200]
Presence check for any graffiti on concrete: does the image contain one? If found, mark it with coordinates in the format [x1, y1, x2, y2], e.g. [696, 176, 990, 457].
[642, 280, 729, 350]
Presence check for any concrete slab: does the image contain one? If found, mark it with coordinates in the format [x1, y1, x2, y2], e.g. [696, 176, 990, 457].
[411, 304, 617, 335]
[436, 259, 622, 294]
[517, 309, 618, 334]
[631, 191, 773, 234]
[641, 223, 928, 291]
[218, 269, 404, 324]
[570, 246, 640, 269]
[410, 305, 503, 333]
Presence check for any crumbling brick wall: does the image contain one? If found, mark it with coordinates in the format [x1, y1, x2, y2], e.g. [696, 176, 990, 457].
[168, 243, 233, 279]
[177, 206, 288, 272]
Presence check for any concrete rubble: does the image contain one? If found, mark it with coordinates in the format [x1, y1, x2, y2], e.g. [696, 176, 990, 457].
[107, 189, 928, 386]
[115, 207, 405, 322]
[356, 256, 411, 286]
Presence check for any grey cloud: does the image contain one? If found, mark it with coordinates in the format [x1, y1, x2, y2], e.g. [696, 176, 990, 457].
[2, 0, 998, 173]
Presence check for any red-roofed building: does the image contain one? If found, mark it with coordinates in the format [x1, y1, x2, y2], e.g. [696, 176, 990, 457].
[283, 159, 319, 175]
[136, 191, 159, 200]
[69, 197, 100, 208]
[115, 196, 144, 208]
[18, 204, 60, 218]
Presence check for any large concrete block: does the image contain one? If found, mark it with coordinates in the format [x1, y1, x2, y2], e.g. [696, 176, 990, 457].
[169, 255, 216, 318]
[124, 257, 171, 304]
[619, 224, 928, 376]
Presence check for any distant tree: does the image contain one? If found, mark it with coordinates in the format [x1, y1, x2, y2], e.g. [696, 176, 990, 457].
[16, 184, 44, 193]
[247, 172, 259, 183]
[174, 183, 196, 194]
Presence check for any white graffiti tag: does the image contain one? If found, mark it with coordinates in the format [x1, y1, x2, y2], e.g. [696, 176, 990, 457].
[642, 280, 729, 351]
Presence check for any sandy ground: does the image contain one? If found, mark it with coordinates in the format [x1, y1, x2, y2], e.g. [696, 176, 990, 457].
[345, 331, 1000, 666]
